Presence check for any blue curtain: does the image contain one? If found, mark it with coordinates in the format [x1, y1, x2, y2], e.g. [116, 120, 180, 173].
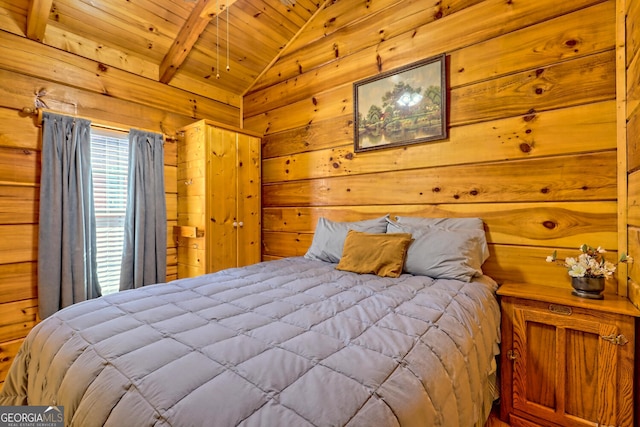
[119, 129, 167, 290]
[38, 112, 101, 319]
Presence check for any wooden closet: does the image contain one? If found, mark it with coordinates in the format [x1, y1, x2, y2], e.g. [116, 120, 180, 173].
[176, 120, 262, 278]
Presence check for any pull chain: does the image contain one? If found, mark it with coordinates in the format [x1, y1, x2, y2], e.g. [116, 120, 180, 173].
[226, 1, 230, 72]
[216, 0, 220, 79]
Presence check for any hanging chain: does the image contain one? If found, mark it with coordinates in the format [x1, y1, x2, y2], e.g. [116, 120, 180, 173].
[226, 0, 230, 72]
[216, 0, 220, 79]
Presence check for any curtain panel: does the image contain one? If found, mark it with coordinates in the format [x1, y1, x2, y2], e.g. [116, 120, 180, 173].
[119, 129, 167, 290]
[38, 112, 101, 319]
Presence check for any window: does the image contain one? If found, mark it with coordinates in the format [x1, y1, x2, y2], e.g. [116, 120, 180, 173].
[91, 128, 129, 295]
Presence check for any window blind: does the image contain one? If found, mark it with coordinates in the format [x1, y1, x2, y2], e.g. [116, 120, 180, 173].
[90, 128, 129, 295]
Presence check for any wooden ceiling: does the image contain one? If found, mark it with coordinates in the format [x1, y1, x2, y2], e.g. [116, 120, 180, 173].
[0, 0, 322, 105]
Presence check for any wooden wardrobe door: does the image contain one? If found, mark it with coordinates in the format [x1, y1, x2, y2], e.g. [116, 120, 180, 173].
[207, 126, 238, 273]
[235, 132, 261, 267]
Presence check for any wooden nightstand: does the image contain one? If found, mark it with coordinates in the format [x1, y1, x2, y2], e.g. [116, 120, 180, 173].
[497, 283, 640, 427]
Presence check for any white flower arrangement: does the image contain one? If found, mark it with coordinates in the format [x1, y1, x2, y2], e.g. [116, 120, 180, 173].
[546, 244, 631, 279]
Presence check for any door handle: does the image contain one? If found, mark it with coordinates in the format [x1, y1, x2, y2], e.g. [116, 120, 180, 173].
[601, 334, 628, 346]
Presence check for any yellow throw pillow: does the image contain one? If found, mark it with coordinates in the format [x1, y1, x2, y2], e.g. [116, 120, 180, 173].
[336, 230, 413, 278]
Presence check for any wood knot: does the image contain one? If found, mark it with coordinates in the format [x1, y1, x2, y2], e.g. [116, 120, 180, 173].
[345, 153, 354, 160]
[542, 221, 556, 229]
[519, 142, 532, 153]
[523, 110, 536, 122]
[540, 187, 550, 194]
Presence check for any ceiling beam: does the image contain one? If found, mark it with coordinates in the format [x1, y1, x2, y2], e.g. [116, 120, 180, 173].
[26, 0, 53, 42]
[159, 0, 237, 84]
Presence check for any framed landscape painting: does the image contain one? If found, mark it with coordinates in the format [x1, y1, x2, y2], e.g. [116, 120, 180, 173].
[353, 54, 447, 152]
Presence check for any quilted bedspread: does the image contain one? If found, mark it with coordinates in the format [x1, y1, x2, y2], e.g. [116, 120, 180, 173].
[1, 258, 500, 427]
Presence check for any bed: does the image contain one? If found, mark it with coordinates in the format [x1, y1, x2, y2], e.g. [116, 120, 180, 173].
[0, 216, 501, 427]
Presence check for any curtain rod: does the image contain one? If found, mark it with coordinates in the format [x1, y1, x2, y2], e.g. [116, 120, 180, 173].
[21, 107, 178, 142]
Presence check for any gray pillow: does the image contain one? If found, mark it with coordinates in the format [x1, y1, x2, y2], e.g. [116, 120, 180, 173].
[304, 216, 389, 263]
[387, 221, 485, 281]
[394, 216, 490, 262]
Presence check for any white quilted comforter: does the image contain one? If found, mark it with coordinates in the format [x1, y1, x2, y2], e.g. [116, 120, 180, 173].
[1, 258, 500, 427]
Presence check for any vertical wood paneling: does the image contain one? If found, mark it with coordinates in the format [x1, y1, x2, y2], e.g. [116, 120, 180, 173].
[627, 0, 640, 308]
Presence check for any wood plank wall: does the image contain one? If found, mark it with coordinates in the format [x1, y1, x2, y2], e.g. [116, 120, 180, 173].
[0, 30, 239, 383]
[627, 0, 640, 308]
[244, 0, 620, 291]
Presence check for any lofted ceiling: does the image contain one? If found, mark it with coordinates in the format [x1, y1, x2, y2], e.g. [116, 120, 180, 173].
[0, 0, 322, 105]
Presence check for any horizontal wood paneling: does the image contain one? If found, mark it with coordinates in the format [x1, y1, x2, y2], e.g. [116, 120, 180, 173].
[263, 102, 616, 182]
[0, 263, 36, 304]
[0, 69, 196, 137]
[247, 0, 619, 292]
[451, 51, 615, 126]
[263, 202, 617, 248]
[264, 152, 617, 207]
[0, 31, 239, 124]
[0, 225, 37, 264]
[0, 338, 24, 386]
[247, 0, 607, 115]
[449, 2, 614, 87]
[0, 147, 39, 185]
[0, 299, 38, 343]
[244, 50, 615, 135]
[0, 108, 39, 150]
[0, 186, 38, 224]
